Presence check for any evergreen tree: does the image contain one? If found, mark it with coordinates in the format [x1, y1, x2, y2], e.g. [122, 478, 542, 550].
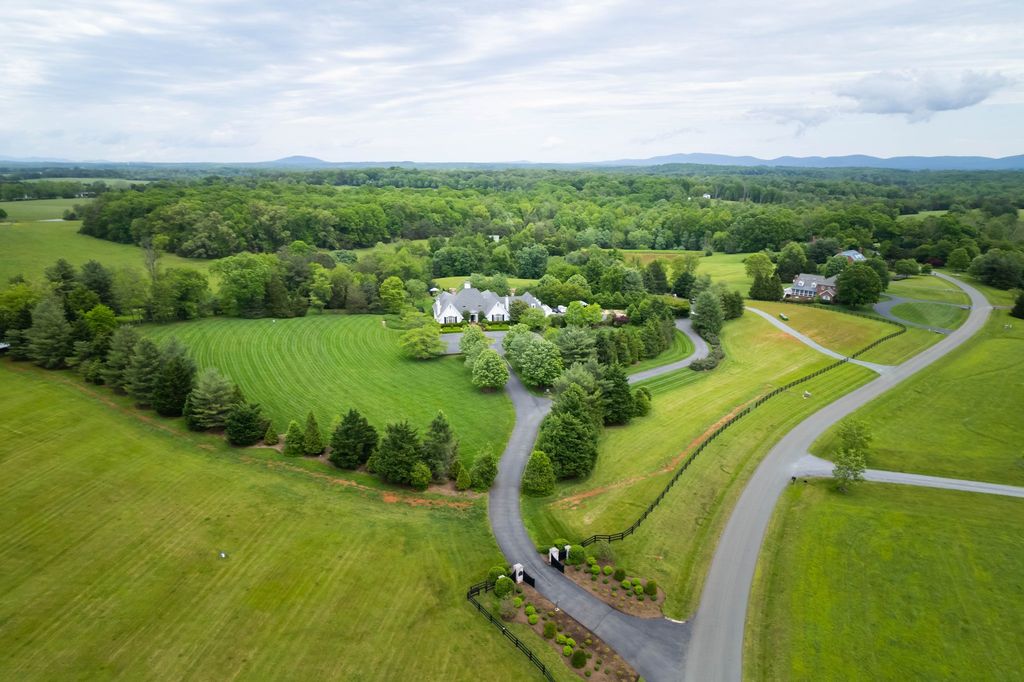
[225, 402, 267, 446]
[522, 450, 556, 496]
[599, 364, 634, 425]
[536, 411, 599, 479]
[125, 338, 163, 407]
[1011, 291, 1024, 320]
[455, 466, 472, 491]
[25, 295, 72, 369]
[410, 461, 432, 491]
[102, 325, 140, 392]
[264, 422, 280, 445]
[303, 411, 325, 455]
[79, 260, 114, 307]
[153, 339, 196, 417]
[719, 290, 745, 320]
[672, 270, 696, 299]
[471, 349, 509, 390]
[554, 325, 596, 365]
[185, 367, 237, 430]
[375, 421, 423, 485]
[282, 420, 305, 456]
[470, 449, 498, 491]
[552, 382, 603, 430]
[422, 411, 459, 481]
[329, 408, 378, 469]
[749, 273, 783, 301]
[644, 260, 669, 294]
[44, 259, 77, 299]
[692, 290, 724, 338]
[632, 387, 652, 416]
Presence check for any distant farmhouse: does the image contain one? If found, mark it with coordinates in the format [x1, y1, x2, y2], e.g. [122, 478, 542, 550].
[838, 249, 867, 263]
[432, 282, 552, 324]
[785, 273, 837, 302]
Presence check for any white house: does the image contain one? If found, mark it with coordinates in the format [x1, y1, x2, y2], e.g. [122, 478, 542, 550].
[432, 283, 552, 324]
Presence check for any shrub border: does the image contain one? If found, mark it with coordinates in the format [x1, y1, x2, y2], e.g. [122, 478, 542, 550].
[466, 580, 556, 682]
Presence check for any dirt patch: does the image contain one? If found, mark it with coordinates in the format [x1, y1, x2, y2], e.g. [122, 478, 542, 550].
[507, 584, 639, 681]
[554, 399, 755, 510]
[562, 564, 666, 618]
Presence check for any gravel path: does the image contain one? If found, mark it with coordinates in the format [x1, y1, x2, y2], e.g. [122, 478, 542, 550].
[683, 273, 992, 682]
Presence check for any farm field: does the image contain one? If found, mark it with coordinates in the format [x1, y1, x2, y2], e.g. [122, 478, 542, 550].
[745, 482, 1024, 681]
[522, 312, 878, 617]
[627, 329, 694, 375]
[813, 309, 1024, 485]
[889, 300, 968, 329]
[623, 250, 753, 293]
[0, 363, 558, 681]
[887, 275, 970, 304]
[0, 199, 218, 285]
[143, 314, 513, 469]
[746, 301, 894, 356]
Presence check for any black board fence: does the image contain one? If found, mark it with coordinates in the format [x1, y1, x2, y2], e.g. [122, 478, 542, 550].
[466, 580, 556, 682]
[580, 311, 906, 548]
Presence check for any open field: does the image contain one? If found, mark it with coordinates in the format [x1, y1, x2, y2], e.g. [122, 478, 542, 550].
[433, 276, 539, 291]
[747, 301, 893, 356]
[143, 314, 514, 468]
[745, 482, 1024, 681]
[522, 313, 878, 617]
[623, 251, 753, 293]
[627, 329, 694, 375]
[940, 271, 1019, 307]
[896, 209, 947, 221]
[0, 363, 561, 681]
[0, 199, 218, 285]
[852, 325, 942, 364]
[887, 275, 970, 304]
[22, 177, 149, 188]
[813, 309, 1024, 485]
[889, 300, 968, 329]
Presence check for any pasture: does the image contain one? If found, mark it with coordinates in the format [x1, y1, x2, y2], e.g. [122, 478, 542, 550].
[746, 301, 893, 357]
[522, 313, 878, 617]
[0, 363, 555, 681]
[889, 301, 968, 329]
[623, 251, 753, 293]
[887, 275, 970, 304]
[813, 309, 1024, 485]
[142, 314, 514, 468]
[0, 197, 85, 222]
[745, 482, 1024, 681]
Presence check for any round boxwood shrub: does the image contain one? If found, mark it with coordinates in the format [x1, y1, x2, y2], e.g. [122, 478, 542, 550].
[621, 580, 632, 589]
[634, 585, 643, 595]
[603, 565, 613, 575]
[586, 556, 597, 566]
[528, 614, 539, 625]
[566, 637, 576, 648]
[556, 634, 567, 645]
[563, 645, 573, 657]
[637, 595, 645, 601]
[512, 596, 523, 608]
[590, 564, 600, 575]
[567, 544, 586, 565]
[553, 537, 569, 549]
[571, 650, 587, 668]
[525, 604, 536, 616]
[613, 567, 626, 581]
[487, 565, 508, 583]
[544, 621, 556, 639]
[585, 672, 591, 678]
[494, 576, 514, 598]
[603, 578, 609, 584]
[645, 579, 658, 596]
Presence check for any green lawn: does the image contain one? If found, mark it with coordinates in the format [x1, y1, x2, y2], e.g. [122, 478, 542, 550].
[0, 363, 562, 681]
[889, 300, 969, 329]
[627, 329, 694, 375]
[433, 276, 539, 291]
[813, 309, 1024, 485]
[623, 251, 753, 294]
[745, 482, 1024, 681]
[939, 271, 1019, 307]
[747, 302, 893, 357]
[896, 209, 947, 221]
[142, 314, 513, 468]
[888, 275, 970, 304]
[522, 313, 878, 617]
[0, 199, 218, 286]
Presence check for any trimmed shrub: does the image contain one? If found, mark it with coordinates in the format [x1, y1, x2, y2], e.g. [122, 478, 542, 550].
[613, 567, 626, 581]
[525, 605, 536, 616]
[622, 580, 632, 589]
[645, 579, 658, 596]
[512, 597, 523, 609]
[488, 565, 507, 583]
[603, 565, 613, 575]
[638, 595, 645, 602]
[528, 614, 539, 625]
[586, 556, 598, 566]
[590, 564, 600, 575]
[563, 645, 573, 657]
[455, 466, 472, 490]
[566, 638, 576, 648]
[556, 634, 567, 645]
[494, 576, 514, 598]
[567, 544, 586, 565]
[634, 585, 643, 595]
[409, 461, 431, 491]
[571, 649, 587, 668]
[544, 622, 556, 639]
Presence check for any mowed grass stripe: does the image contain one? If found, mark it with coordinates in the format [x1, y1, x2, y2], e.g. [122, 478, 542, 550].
[142, 315, 513, 467]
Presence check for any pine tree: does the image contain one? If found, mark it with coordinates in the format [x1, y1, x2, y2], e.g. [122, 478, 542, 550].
[1011, 291, 1024, 320]
[422, 411, 459, 482]
[329, 408, 378, 469]
[303, 411, 325, 455]
[25, 295, 72, 369]
[282, 420, 305, 457]
[749, 273, 783, 301]
[102, 325, 140, 393]
[125, 338, 163, 407]
[522, 450, 556, 496]
[185, 367, 237, 430]
[225, 402, 267, 446]
[264, 422, 280, 445]
[153, 339, 196, 417]
[599, 364, 634, 425]
[692, 290, 724, 339]
[374, 421, 423, 485]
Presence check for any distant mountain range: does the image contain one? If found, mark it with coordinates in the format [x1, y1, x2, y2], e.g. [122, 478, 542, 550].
[2, 152, 1023, 171]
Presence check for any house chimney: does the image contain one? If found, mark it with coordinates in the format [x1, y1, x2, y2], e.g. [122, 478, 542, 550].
[463, 281, 471, 289]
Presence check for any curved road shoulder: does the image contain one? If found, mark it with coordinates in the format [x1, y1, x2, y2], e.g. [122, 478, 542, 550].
[683, 272, 993, 682]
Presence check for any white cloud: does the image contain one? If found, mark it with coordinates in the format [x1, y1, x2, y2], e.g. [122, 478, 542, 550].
[837, 70, 1012, 122]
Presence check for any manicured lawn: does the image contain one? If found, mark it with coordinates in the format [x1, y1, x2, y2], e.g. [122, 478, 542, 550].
[623, 251, 753, 293]
[939, 271, 1019, 307]
[627, 329, 694, 375]
[745, 482, 1024, 681]
[813, 309, 1024, 485]
[0, 363, 555, 681]
[142, 314, 513, 468]
[852, 325, 943, 365]
[522, 313, 878, 617]
[746, 301, 894, 356]
[433, 276, 539, 291]
[889, 300, 969, 329]
[0, 199, 218, 286]
[888, 275, 970, 305]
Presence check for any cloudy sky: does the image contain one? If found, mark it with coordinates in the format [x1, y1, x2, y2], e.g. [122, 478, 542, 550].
[3, 0, 1022, 162]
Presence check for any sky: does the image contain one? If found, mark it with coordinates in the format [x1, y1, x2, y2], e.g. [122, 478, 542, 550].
[2, 0, 1023, 163]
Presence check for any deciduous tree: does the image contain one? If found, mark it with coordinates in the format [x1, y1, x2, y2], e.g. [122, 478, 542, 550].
[837, 263, 883, 306]
[522, 450, 556, 496]
[471, 348, 509, 390]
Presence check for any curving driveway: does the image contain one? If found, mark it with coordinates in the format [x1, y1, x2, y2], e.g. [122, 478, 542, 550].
[683, 273, 992, 682]
[873, 293, 969, 334]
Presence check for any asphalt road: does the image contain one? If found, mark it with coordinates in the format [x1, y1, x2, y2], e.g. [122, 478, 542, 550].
[746, 307, 892, 373]
[682, 273, 993, 682]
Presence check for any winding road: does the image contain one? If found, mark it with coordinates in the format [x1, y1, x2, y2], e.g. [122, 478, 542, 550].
[458, 272, 999, 682]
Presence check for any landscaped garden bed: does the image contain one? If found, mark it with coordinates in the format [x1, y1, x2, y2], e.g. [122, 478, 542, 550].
[563, 560, 666, 618]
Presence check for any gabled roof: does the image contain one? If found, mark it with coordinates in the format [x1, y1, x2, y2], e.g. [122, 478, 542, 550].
[839, 249, 867, 261]
[792, 273, 837, 288]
